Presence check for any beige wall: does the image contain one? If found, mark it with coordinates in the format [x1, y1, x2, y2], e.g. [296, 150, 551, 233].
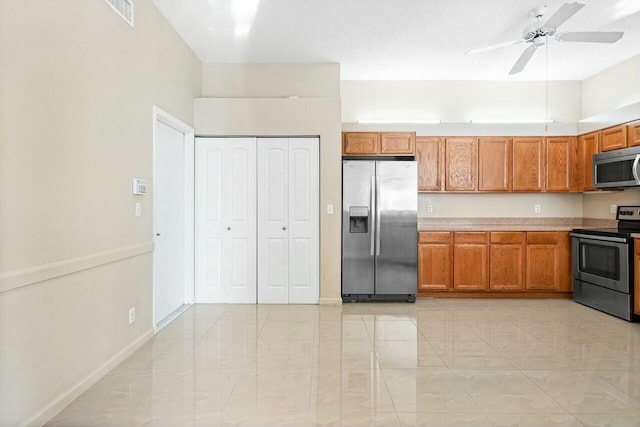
[194, 64, 342, 303]
[583, 190, 640, 219]
[0, 1, 202, 426]
[420, 193, 583, 218]
[342, 80, 583, 124]
[582, 54, 640, 119]
[202, 63, 340, 98]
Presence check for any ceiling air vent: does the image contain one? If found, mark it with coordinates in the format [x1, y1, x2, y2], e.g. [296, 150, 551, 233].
[105, 0, 134, 27]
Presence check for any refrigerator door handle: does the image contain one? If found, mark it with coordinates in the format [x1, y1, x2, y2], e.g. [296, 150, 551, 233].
[375, 175, 381, 256]
[370, 175, 375, 256]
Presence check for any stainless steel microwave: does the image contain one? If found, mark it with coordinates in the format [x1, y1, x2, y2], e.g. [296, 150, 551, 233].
[593, 145, 640, 189]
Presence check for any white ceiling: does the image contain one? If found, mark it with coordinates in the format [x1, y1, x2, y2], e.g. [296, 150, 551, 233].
[152, 0, 640, 80]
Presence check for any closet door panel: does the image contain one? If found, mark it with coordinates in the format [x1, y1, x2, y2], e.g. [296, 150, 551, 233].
[288, 138, 320, 304]
[258, 138, 289, 303]
[195, 137, 256, 303]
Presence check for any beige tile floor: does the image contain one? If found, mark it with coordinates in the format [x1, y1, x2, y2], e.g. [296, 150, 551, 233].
[47, 299, 640, 427]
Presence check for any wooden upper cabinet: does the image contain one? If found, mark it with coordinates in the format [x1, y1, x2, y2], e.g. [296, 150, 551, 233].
[380, 132, 416, 155]
[627, 120, 640, 147]
[445, 137, 478, 191]
[416, 137, 442, 191]
[546, 136, 576, 192]
[579, 132, 599, 192]
[526, 232, 571, 291]
[478, 137, 511, 192]
[453, 232, 488, 290]
[490, 232, 526, 291]
[342, 132, 415, 156]
[512, 137, 545, 192]
[343, 133, 379, 155]
[418, 232, 452, 291]
[599, 125, 627, 152]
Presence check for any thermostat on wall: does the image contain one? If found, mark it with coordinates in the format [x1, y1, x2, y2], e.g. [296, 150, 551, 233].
[132, 178, 147, 195]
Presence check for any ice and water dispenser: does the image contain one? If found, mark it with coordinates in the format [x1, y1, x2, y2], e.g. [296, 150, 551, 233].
[348, 206, 369, 233]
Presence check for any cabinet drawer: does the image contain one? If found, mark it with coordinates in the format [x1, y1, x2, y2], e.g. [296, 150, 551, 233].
[454, 232, 489, 244]
[419, 231, 451, 244]
[491, 232, 525, 244]
[527, 231, 567, 244]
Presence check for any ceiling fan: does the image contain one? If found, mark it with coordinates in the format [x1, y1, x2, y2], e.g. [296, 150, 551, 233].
[466, 2, 624, 75]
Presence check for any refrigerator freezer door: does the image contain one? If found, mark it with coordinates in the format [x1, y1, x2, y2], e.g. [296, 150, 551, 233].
[342, 161, 376, 295]
[375, 161, 418, 295]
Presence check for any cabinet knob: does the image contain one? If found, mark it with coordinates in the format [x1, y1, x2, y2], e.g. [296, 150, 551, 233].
[156, 233, 160, 237]
[227, 226, 231, 231]
[282, 226, 287, 230]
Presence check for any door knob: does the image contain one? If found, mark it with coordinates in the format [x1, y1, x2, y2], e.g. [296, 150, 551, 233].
[227, 226, 231, 230]
[156, 233, 160, 236]
[282, 226, 287, 230]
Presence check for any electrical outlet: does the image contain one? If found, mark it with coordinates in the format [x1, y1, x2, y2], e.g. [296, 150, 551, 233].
[128, 307, 135, 324]
[427, 204, 433, 213]
[135, 203, 141, 217]
[534, 204, 541, 214]
[610, 204, 617, 214]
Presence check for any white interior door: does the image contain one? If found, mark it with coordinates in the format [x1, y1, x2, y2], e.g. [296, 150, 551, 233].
[288, 138, 319, 304]
[257, 137, 319, 304]
[195, 137, 256, 303]
[154, 121, 185, 323]
[258, 138, 289, 303]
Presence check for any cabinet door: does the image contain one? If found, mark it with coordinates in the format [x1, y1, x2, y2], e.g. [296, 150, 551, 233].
[343, 132, 379, 155]
[599, 125, 627, 152]
[635, 239, 640, 315]
[416, 137, 442, 191]
[526, 232, 570, 291]
[512, 137, 545, 192]
[579, 132, 599, 191]
[478, 137, 511, 191]
[419, 243, 452, 290]
[546, 136, 576, 192]
[627, 120, 640, 147]
[453, 233, 488, 290]
[380, 132, 416, 155]
[445, 137, 478, 191]
[490, 244, 525, 290]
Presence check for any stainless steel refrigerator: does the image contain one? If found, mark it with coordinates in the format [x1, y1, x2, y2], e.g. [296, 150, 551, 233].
[342, 160, 418, 302]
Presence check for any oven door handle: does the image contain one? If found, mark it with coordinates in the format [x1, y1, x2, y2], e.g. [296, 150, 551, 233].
[570, 232, 628, 243]
[633, 154, 640, 184]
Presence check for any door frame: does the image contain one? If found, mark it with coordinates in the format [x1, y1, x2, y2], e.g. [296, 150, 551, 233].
[152, 106, 195, 331]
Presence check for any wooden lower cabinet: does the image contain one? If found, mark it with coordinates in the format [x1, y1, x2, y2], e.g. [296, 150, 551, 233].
[635, 239, 640, 315]
[418, 230, 571, 296]
[453, 233, 489, 290]
[490, 232, 525, 290]
[418, 232, 452, 290]
[526, 232, 571, 291]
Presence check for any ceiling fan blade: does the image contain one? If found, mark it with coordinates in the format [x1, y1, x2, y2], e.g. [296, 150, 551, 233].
[509, 45, 537, 75]
[544, 2, 585, 29]
[465, 39, 523, 55]
[558, 31, 624, 43]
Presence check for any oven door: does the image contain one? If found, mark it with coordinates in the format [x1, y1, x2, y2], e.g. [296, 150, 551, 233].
[571, 234, 629, 293]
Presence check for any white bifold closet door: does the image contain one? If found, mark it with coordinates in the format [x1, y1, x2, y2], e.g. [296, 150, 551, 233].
[258, 137, 319, 304]
[195, 137, 257, 303]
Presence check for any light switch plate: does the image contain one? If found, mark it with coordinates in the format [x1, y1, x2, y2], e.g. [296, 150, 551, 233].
[610, 204, 617, 214]
[135, 203, 141, 217]
[327, 204, 334, 215]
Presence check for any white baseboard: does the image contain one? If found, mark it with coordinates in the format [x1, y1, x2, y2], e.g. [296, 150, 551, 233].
[319, 297, 342, 305]
[25, 329, 155, 427]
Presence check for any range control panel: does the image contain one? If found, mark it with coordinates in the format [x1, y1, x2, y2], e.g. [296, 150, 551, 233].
[616, 206, 640, 220]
